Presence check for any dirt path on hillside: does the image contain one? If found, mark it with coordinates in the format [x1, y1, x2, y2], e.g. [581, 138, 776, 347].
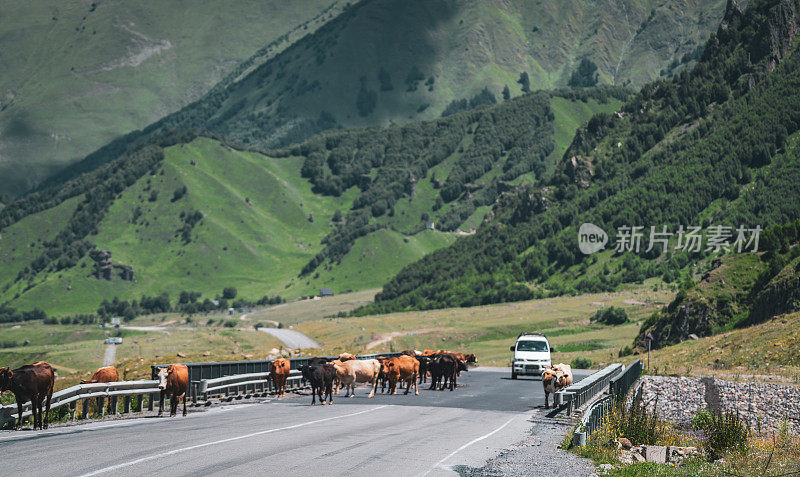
[365, 328, 449, 350]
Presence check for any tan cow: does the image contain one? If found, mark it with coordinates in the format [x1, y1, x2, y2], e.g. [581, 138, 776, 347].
[542, 363, 573, 409]
[332, 359, 380, 398]
[338, 353, 357, 362]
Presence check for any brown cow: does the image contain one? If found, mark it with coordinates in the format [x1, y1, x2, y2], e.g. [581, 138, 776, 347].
[157, 364, 188, 417]
[270, 358, 291, 397]
[0, 361, 55, 430]
[81, 366, 119, 414]
[542, 363, 573, 409]
[383, 355, 419, 395]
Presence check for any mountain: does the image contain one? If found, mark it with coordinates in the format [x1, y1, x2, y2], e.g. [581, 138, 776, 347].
[2, 0, 734, 198]
[357, 0, 800, 315]
[148, 0, 735, 151]
[0, 0, 347, 198]
[640, 218, 800, 349]
[0, 87, 619, 315]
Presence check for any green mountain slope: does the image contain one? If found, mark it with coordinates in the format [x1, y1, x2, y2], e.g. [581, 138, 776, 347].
[17, 0, 736, 199]
[0, 0, 346, 197]
[154, 0, 734, 151]
[360, 0, 800, 315]
[0, 88, 619, 314]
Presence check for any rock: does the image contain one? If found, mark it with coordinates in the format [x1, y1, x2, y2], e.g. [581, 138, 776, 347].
[202, 351, 211, 356]
[177, 352, 186, 358]
[268, 348, 280, 355]
[688, 333, 699, 340]
[632, 452, 646, 463]
[618, 437, 633, 450]
[642, 445, 667, 464]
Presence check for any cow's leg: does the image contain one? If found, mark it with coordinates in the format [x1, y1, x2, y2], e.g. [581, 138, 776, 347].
[15, 400, 24, 430]
[368, 376, 377, 398]
[158, 391, 165, 416]
[311, 384, 317, 405]
[33, 395, 41, 429]
[183, 393, 187, 417]
[544, 392, 550, 409]
[44, 389, 52, 429]
[413, 373, 419, 395]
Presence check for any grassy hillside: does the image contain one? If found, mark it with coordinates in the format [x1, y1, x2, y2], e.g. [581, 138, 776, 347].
[0, 137, 458, 314]
[0, 0, 347, 197]
[364, 0, 800, 315]
[0, 82, 620, 316]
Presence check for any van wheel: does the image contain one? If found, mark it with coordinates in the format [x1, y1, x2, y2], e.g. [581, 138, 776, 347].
[511, 372, 517, 380]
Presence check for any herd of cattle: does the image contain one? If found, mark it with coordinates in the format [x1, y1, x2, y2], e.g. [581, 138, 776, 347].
[0, 349, 477, 429]
[0, 351, 579, 430]
[293, 349, 477, 406]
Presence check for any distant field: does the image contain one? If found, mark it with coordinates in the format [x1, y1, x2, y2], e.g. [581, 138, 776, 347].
[0, 320, 282, 390]
[242, 289, 379, 326]
[296, 284, 675, 366]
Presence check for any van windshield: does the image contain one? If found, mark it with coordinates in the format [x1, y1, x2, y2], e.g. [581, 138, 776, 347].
[516, 340, 548, 352]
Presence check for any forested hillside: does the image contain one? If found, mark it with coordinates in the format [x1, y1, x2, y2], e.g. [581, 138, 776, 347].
[0, 88, 619, 315]
[0, 0, 346, 197]
[638, 217, 800, 349]
[358, 0, 800, 315]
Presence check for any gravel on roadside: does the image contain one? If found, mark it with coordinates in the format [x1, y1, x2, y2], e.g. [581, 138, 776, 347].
[452, 411, 597, 477]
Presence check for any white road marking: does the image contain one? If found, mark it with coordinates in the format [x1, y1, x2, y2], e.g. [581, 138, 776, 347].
[76, 405, 389, 476]
[418, 416, 517, 476]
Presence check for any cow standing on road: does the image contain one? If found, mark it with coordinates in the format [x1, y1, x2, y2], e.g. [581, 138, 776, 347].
[157, 364, 188, 417]
[332, 359, 380, 398]
[270, 358, 291, 397]
[0, 361, 55, 430]
[300, 360, 336, 405]
[542, 363, 573, 409]
[383, 355, 419, 395]
[81, 365, 119, 414]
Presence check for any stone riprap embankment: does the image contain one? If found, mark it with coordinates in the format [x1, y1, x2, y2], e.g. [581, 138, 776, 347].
[641, 376, 800, 433]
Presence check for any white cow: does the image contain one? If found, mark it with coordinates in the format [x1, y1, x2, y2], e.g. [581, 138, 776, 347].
[333, 359, 381, 398]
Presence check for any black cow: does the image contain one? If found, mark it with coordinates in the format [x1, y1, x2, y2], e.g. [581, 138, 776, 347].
[300, 360, 335, 405]
[416, 355, 430, 384]
[429, 353, 459, 391]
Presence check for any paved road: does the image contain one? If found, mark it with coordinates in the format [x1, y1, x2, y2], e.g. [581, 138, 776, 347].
[102, 344, 116, 366]
[0, 367, 590, 477]
[259, 328, 321, 348]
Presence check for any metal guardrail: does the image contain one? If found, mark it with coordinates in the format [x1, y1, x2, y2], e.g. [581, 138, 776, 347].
[610, 359, 642, 400]
[0, 380, 160, 429]
[555, 363, 624, 414]
[197, 370, 303, 397]
[572, 360, 644, 447]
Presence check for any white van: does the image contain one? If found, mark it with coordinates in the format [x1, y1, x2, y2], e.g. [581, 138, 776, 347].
[510, 332, 552, 379]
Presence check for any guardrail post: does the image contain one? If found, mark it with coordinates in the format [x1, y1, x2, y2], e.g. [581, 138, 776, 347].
[124, 396, 131, 414]
[192, 383, 198, 405]
[111, 396, 118, 415]
[148, 393, 156, 411]
[81, 399, 89, 419]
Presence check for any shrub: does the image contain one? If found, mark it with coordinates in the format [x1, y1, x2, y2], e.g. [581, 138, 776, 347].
[694, 409, 749, 460]
[592, 306, 628, 325]
[572, 357, 594, 369]
[222, 287, 237, 300]
[223, 320, 236, 328]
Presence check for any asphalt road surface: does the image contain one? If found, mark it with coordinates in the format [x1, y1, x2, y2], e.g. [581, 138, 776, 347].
[102, 344, 116, 367]
[259, 328, 321, 348]
[0, 367, 590, 477]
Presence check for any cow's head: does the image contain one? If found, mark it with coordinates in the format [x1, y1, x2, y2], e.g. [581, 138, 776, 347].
[0, 367, 12, 392]
[157, 367, 170, 390]
[466, 354, 477, 364]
